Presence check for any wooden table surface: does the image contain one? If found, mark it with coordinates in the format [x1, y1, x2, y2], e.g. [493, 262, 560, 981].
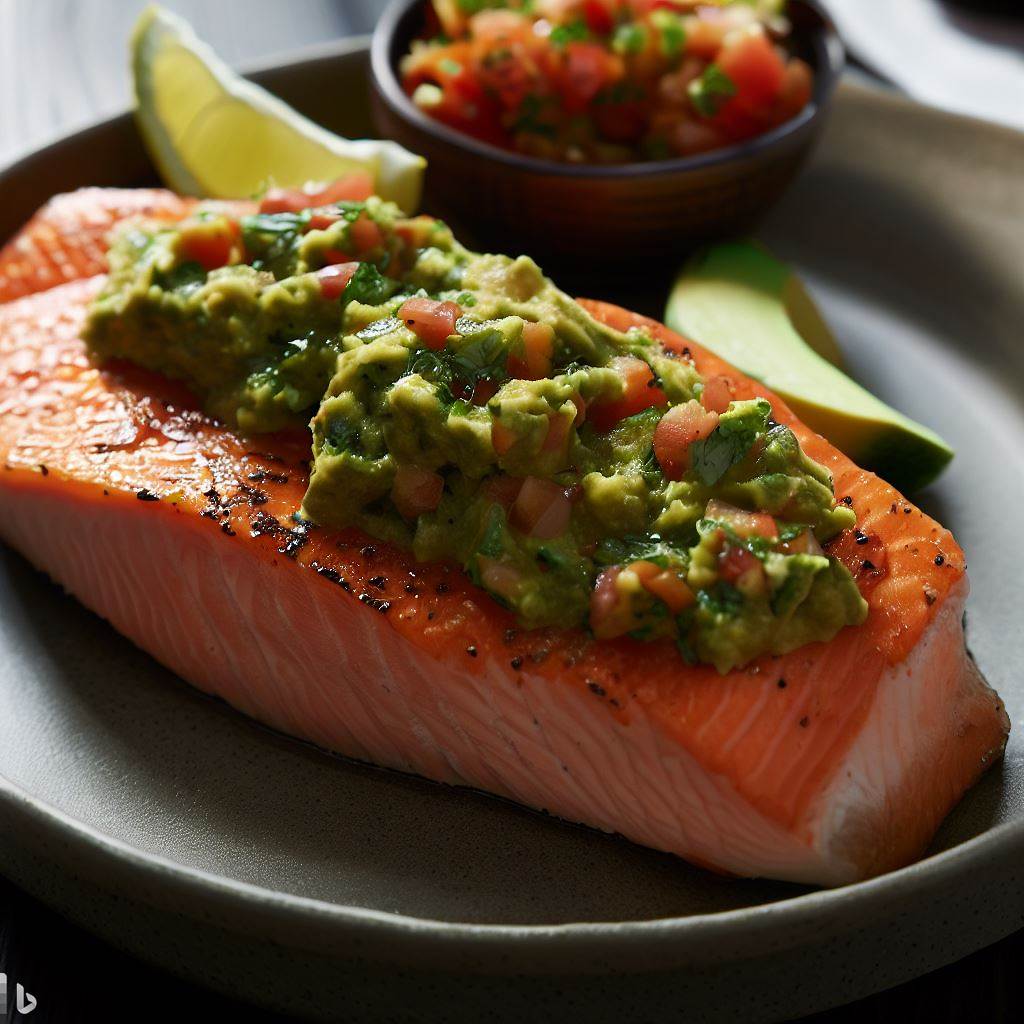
[0, 2, 1020, 1021]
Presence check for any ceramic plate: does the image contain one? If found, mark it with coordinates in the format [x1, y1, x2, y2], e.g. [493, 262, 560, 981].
[0, 38, 1022, 1024]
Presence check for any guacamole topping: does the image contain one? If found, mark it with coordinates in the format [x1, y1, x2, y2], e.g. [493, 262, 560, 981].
[85, 192, 866, 672]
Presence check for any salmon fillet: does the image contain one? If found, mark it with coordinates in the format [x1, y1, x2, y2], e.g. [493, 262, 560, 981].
[0, 191, 1008, 886]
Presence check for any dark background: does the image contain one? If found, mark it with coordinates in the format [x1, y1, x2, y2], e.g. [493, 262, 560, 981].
[0, 1, 1022, 1021]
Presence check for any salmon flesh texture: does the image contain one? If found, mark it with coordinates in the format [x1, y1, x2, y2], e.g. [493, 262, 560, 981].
[0, 190, 1009, 886]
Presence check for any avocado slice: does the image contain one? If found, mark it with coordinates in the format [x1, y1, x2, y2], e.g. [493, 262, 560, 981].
[665, 242, 953, 493]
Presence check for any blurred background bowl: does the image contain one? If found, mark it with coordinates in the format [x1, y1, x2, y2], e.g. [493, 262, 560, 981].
[371, 0, 844, 281]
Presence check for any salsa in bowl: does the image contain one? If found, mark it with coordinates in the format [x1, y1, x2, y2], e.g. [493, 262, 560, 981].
[402, 0, 816, 165]
[370, 0, 842, 265]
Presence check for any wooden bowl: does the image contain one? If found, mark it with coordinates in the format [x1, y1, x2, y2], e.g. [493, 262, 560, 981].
[370, 0, 844, 272]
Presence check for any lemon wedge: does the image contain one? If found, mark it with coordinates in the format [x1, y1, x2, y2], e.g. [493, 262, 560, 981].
[130, 6, 425, 210]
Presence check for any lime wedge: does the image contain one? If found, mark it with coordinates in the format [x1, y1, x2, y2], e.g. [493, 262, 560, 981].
[130, 5, 425, 210]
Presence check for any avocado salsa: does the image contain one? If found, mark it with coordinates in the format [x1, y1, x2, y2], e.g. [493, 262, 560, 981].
[85, 188, 866, 672]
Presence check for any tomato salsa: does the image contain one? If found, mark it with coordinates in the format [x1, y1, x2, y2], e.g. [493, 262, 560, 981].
[400, 0, 814, 163]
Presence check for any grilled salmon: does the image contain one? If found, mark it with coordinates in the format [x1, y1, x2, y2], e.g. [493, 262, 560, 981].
[0, 190, 1008, 885]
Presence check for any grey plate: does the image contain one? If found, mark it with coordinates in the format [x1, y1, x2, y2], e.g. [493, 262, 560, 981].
[0, 38, 1022, 1024]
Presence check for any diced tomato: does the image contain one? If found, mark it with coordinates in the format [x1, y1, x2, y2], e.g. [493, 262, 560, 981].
[561, 42, 618, 114]
[470, 379, 499, 406]
[628, 559, 661, 585]
[704, 499, 778, 540]
[469, 8, 529, 42]
[700, 374, 734, 414]
[588, 356, 668, 432]
[321, 247, 354, 266]
[391, 465, 445, 519]
[684, 13, 729, 59]
[542, 410, 573, 453]
[771, 58, 813, 125]
[476, 47, 537, 112]
[645, 568, 696, 614]
[484, 474, 524, 509]
[713, 102, 765, 142]
[306, 212, 342, 232]
[652, 400, 719, 480]
[589, 569, 651, 638]
[629, 560, 695, 614]
[780, 528, 823, 557]
[313, 171, 375, 204]
[668, 117, 730, 156]
[716, 29, 785, 115]
[405, 40, 508, 146]
[177, 217, 241, 270]
[398, 297, 462, 350]
[349, 214, 385, 253]
[315, 262, 360, 300]
[590, 566, 625, 639]
[259, 172, 374, 215]
[396, 215, 440, 250]
[571, 393, 587, 425]
[507, 321, 554, 380]
[583, 0, 615, 36]
[258, 188, 311, 215]
[491, 419, 519, 456]
[478, 556, 524, 602]
[718, 544, 765, 594]
[511, 476, 573, 539]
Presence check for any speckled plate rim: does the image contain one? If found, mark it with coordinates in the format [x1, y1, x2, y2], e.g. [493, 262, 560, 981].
[0, 37, 1022, 979]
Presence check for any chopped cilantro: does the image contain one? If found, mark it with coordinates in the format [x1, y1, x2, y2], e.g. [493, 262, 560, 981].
[650, 10, 686, 60]
[689, 399, 771, 485]
[324, 417, 361, 456]
[550, 20, 589, 47]
[612, 23, 647, 56]
[341, 263, 398, 306]
[157, 261, 206, 292]
[688, 64, 737, 118]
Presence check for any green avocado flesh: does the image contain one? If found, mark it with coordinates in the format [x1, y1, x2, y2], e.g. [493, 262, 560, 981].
[665, 242, 954, 494]
[85, 201, 867, 672]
